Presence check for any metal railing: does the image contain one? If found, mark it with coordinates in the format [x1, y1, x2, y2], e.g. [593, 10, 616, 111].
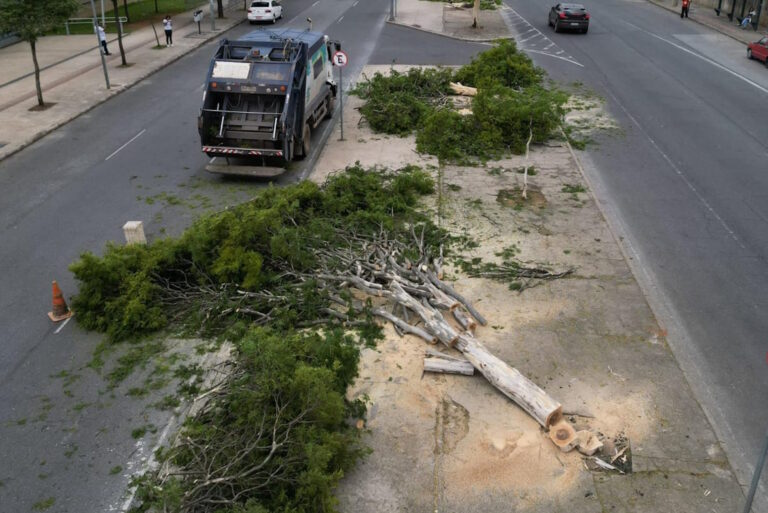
[63, 17, 128, 35]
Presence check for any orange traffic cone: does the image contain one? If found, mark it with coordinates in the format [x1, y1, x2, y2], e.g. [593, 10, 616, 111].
[48, 280, 73, 322]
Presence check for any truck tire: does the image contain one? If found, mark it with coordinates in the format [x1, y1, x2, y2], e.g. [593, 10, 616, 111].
[325, 96, 335, 120]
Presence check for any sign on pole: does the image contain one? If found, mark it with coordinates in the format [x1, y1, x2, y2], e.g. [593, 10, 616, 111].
[333, 51, 348, 141]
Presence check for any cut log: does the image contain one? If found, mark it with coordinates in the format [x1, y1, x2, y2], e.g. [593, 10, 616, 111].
[372, 307, 436, 344]
[422, 270, 488, 326]
[450, 82, 478, 96]
[453, 307, 476, 332]
[424, 357, 475, 376]
[425, 348, 467, 362]
[456, 333, 564, 429]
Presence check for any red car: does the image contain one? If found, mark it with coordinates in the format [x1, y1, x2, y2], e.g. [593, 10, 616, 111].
[747, 36, 768, 66]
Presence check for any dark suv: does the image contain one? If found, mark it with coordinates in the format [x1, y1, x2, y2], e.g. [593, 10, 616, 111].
[549, 3, 590, 34]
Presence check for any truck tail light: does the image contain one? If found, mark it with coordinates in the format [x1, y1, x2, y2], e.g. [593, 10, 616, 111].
[585, 13, 590, 19]
[247, 8, 252, 12]
[559, 12, 566, 18]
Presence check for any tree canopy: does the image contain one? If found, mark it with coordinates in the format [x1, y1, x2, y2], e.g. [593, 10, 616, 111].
[0, 0, 80, 43]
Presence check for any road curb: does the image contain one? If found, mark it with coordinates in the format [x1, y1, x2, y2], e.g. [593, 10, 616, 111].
[0, 18, 245, 164]
[386, 19, 508, 43]
[646, 0, 761, 46]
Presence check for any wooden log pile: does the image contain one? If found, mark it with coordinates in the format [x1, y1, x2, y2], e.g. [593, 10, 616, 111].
[314, 229, 592, 453]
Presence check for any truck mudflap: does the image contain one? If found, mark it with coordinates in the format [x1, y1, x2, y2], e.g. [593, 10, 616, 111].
[202, 145, 284, 158]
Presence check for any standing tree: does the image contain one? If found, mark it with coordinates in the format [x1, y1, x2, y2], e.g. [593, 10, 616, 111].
[0, 0, 79, 107]
[111, 0, 127, 65]
[217, 0, 224, 18]
[122, 0, 130, 22]
[472, 0, 480, 28]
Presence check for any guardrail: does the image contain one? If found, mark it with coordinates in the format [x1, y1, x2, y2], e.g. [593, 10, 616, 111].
[64, 16, 128, 35]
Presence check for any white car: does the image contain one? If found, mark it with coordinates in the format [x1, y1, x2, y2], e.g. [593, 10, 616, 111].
[247, 0, 282, 24]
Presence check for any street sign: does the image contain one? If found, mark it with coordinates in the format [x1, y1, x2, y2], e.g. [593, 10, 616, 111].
[332, 50, 349, 67]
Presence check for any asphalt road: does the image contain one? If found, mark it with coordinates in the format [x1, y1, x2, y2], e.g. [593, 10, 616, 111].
[0, 5, 484, 513]
[502, 0, 768, 505]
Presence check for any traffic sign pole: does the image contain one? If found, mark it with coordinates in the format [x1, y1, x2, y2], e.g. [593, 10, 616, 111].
[332, 50, 349, 142]
[339, 65, 344, 141]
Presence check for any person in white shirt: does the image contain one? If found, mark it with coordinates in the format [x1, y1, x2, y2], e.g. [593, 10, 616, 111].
[96, 24, 111, 55]
[163, 15, 173, 46]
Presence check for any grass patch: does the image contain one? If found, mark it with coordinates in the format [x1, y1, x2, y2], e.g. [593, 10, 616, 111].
[32, 497, 55, 511]
[110, 465, 123, 475]
[562, 184, 586, 193]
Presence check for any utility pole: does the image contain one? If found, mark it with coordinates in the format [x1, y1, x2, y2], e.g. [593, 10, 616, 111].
[210, 0, 216, 31]
[742, 430, 768, 513]
[101, 0, 106, 26]
[89, 0, 110, 89]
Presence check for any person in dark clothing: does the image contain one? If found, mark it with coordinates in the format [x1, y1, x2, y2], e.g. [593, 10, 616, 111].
[163, 15, 173, 46]
[681, 0, 690, 18]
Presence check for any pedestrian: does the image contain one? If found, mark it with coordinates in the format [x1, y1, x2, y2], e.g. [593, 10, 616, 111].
[96, 23, 111, 55]
[740, 9, 756, 28]
[680, 0, 690, 18]
[163, 15, 173, 47]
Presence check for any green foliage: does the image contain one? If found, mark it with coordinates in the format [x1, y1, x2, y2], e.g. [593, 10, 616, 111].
[71, 165, 439, 342]
[454, 39, 543, 89]
[32, 497, 56, 511]
[352, 68, 454, 135]
[0, 0, 79, 43]
[472, 84, 568, 154]
[132, 328, 368, 513]
[353, 42, 566, 163]
[416, 110, 500, 163]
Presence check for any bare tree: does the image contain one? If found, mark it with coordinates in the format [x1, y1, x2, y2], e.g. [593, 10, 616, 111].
[111, 0, 127, 65]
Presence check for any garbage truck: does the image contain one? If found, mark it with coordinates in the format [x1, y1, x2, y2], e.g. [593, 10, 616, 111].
[198, 29, 338, 176]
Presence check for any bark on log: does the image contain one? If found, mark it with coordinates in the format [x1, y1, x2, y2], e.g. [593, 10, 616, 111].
[425, 348, 466, 362]
[455, 333, 563, 429]
[453, 308, 476, 332]
[422, 270, 488, 326]
[424, 358, 475, 376]
[372, 307, 436, 344]
[450, 82, 478, 96]
[390, 282, 565, 434]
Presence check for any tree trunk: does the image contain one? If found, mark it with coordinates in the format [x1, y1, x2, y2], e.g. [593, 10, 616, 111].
[455, 333, 562, 427]
[154, 0, 158, 13]
[424, 358, 475, 376]
[122, 0, 130, 22]
[217, 0, 224, 18]
[112, 0, 127, 66]
[29, 40, 44, 107]
[472, 0, 480, 28]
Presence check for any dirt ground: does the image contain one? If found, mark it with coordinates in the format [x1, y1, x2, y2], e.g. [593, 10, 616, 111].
[310, 65, 744, 513]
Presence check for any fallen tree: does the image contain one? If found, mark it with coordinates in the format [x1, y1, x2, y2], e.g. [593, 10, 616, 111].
[71, 165, 578, 512]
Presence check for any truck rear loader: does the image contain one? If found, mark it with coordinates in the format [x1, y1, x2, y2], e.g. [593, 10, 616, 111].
[198, 29, 338, 176]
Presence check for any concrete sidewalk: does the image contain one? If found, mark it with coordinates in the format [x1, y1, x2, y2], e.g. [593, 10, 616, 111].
[649, 0, 767, 45]
[391, 0, 513, 41]
[0, 1, 244, 162]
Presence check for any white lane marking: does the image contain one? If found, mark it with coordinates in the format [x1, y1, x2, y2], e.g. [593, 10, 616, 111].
[526, 49, 585, 66]
[499, 4, 583, 67]
[54, 317, 71, 334]
[312, 0, 319, 5]
[119, 410, 180, 512]
[337, 15, 344, 23]
[352, 0, 358, 5]
[622, 20, 768, 96]
[604, 86, 746, 249]
[105, 129, 146, 161]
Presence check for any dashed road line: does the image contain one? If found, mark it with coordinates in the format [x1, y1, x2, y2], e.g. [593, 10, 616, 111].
[499, 3, 583, 67]
[105, 129, 146, 161]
